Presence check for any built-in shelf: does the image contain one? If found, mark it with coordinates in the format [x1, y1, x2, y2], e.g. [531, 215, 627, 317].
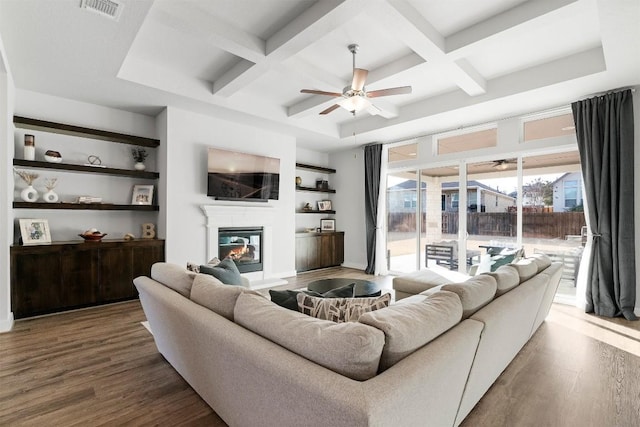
[13, 159, 159, 179]
[295, 163, 336, 174]
[295, 185, 336, 194]
[13, 202, 159, 211]
[14, 115, 160, 147]
[296, 210, 336, 214]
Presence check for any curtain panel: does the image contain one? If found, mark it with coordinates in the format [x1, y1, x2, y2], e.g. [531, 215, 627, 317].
[364, 144, 382, 275]
[572, 89, 637, 320]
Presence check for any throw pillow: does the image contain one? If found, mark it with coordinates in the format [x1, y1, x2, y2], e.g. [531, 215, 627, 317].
[199, 257, 243, 286]
[297, 293, 391, 323]
[269, 283, 356, 311]
[187, 257, 220, 273]
[190, 273, 245, 320]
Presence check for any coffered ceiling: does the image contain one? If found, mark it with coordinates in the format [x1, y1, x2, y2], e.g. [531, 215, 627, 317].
[0, 0, 638, 152]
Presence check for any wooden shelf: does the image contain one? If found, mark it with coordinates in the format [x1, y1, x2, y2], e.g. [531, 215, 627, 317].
[13, 159, 159, 179]
[295, 163, 336, 174]
[13, 202, 159, 211]
[14, 116, 160, 148]
[295, 185, 336, 193]
[296, 210, 336, 214]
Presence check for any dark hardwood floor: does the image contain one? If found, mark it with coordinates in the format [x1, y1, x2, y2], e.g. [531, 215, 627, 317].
[1, 267, 639, 426]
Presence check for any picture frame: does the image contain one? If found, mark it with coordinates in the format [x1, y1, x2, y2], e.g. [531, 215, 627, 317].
[317, 200, 332, 211]
[132, 184, 154, 205]
[320, 218, 336, 232]
[19, 218, 52, 245]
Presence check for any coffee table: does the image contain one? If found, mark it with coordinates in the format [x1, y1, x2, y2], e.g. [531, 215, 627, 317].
[307, 278, 381, 297]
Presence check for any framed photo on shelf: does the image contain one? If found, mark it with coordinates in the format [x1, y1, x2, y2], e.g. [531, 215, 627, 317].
[19, 218, 52, 245]
[317, 200, 332, 211]
[320, 218, 335, 232]
[132, 185, 154, 205]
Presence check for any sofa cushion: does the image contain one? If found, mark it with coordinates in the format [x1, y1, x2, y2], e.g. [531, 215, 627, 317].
[151, 262, 196, 298]
[359, 290, 463, 371]
[486, 265, 520, 296]
[234, 292, 385, 381]
[510, 259, 538, 282]
[393, 269, 468, 296]
[190, 273, 245, 320]
[199, 257, 243, 286]
[297, 293, 391, 323]
[268, 283, 356, 311]
[530, 253, 552, 273]
[441, 275, 497, 319]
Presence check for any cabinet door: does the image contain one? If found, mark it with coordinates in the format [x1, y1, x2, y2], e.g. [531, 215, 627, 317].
[295, 237, 310, 272]
[11, 251, 62, 318]
[333, 233, 345, 265]
[99, 246, 135, 302]
[319, 234, 334, 267]
[131, 242, 164, 279]
[60, 246, 99, 308]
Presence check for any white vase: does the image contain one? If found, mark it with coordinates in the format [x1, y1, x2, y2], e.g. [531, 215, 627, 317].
[134, 162, 146, 171]
[43, 189, 59, 203]
[21, 185, 38, 202]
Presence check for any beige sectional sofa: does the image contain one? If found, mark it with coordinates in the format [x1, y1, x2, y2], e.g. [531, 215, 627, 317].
[134, 254, 562, 427]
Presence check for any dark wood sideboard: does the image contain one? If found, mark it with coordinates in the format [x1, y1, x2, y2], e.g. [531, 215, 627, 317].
[295, 231, 344, 272]
[10, 239, 165, 319]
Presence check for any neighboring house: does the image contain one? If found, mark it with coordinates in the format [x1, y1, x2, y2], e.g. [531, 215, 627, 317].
[553, 172, 583, 212]
[388, 180, 515, 213]
[442, 181, 515, 213]
[387, 180, 426, 213]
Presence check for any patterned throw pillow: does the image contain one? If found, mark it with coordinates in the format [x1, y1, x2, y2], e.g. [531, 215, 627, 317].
[297, 293, 391, 323]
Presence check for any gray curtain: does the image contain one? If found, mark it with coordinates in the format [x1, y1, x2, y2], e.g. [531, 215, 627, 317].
[572, 89, 637, 320]
[364, 144, 382, 275]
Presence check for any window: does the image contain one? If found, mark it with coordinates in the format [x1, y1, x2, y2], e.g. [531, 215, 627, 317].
[523, 113, 575, 142]
[564, 180, 578, 209]
[451, 193, 459, 209]
[404, 194, 417, 209]
[389, 143, 418, 163]
[437, 127, 497, 155]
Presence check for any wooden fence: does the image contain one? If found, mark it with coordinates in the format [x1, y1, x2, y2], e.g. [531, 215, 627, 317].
[388, 212, 586, 239]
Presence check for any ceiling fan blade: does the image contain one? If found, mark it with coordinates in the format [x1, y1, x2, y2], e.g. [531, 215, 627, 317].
[301, 89, 343, 97]
[366, 86, 412, 98]
[319, 104, 341, 115]
[351, 68, 368, 91]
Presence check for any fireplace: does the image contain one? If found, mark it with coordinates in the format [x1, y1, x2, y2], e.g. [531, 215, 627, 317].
[218, 227, 263, 273]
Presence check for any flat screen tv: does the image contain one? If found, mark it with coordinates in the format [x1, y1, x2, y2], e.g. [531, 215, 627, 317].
[207, 147, 280, 201]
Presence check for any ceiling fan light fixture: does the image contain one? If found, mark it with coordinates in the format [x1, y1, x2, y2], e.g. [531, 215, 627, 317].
[339, 95, 370, 113]
[494, 162, 509, 171]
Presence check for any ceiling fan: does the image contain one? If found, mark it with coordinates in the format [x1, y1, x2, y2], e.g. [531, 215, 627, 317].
[490, 159, 517, 170]
[300, 44, 412, 116]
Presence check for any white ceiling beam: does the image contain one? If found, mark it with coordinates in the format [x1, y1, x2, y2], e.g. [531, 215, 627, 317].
[366, 0, 486, 96]
[339, 46, 606, 138]
[151, 5, 265, 63]
[213, 0, 368, 97]
[366, 52, 425, 84]
[369, 98, 399, 119]
[445, 0, 580, 54]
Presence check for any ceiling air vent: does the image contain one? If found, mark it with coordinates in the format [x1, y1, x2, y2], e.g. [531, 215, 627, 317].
[80, 0, 123, 21]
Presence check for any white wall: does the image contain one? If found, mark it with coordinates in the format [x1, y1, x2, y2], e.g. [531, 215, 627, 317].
[330, 147, 367, 270]
[163, 106, 296, 277]
[0, 37, 15, 332]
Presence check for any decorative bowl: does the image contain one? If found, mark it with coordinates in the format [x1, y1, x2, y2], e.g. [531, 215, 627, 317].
[44, 150, 63, 163]
[79, 233, 107, 241]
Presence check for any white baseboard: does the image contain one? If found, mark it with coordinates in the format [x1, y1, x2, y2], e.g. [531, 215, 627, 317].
[341, 262, 367, 271]
[0, 312, 15, 333]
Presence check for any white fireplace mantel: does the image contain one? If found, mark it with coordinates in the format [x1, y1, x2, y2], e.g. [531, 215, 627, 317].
[201, 204, 286, 289]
